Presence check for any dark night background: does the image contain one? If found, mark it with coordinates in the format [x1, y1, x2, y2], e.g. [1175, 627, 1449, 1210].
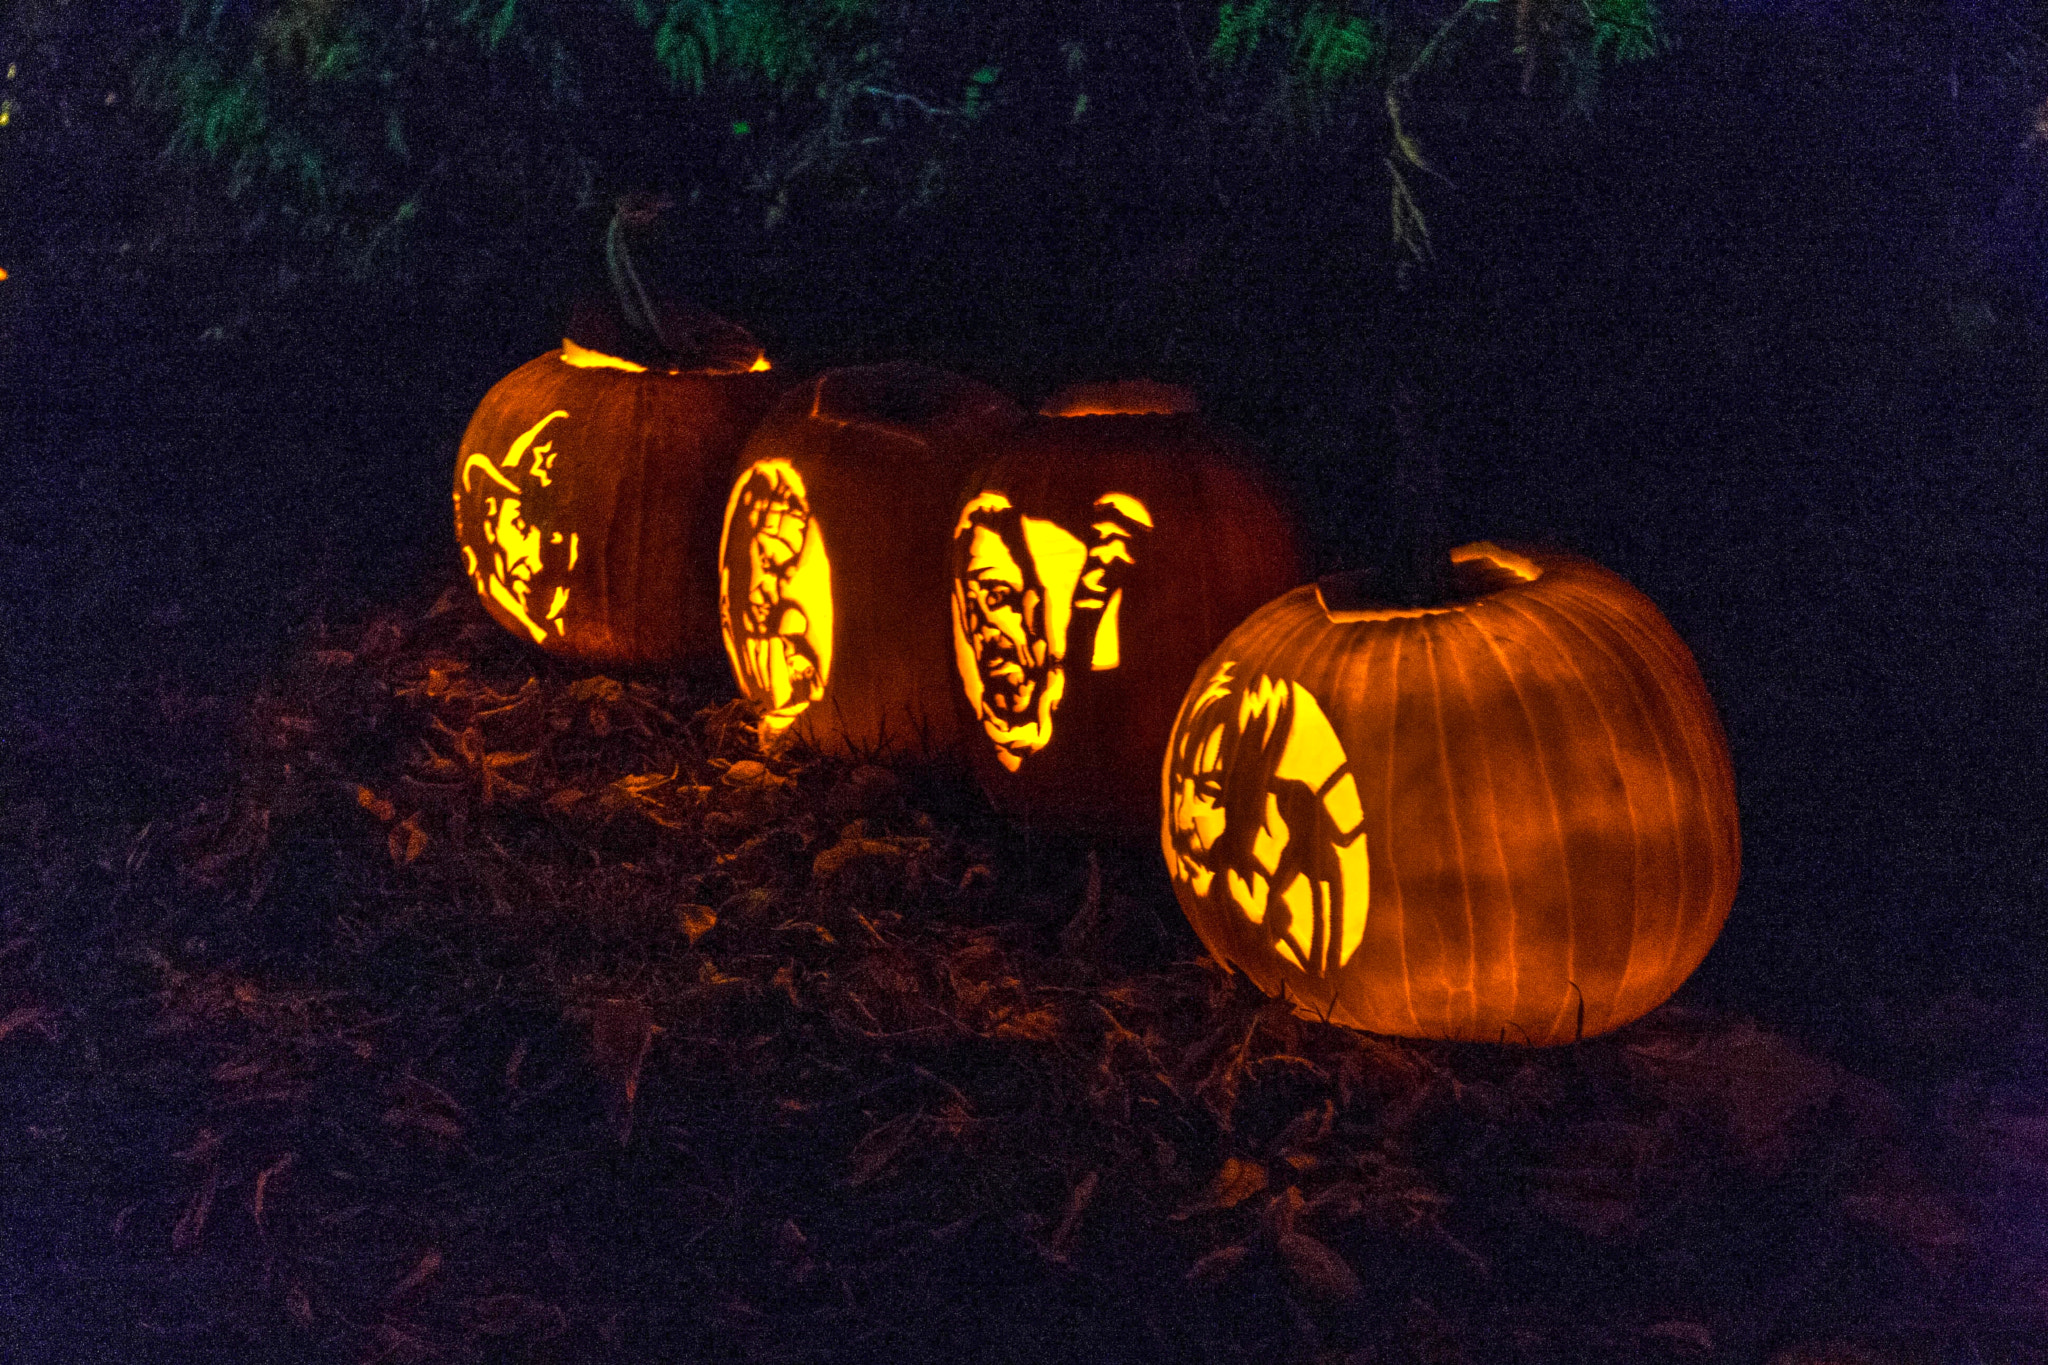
[7, 0, 2038, 1028]
[0, 0, 2044, 1357]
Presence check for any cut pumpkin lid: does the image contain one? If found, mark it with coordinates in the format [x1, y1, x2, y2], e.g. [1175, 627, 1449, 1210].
[559, 334, 769, 376]
[803, 362, 1022, 446]
[1039, 379, 1200, 417]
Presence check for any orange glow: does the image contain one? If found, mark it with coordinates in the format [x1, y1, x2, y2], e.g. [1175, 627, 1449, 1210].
[454, 348, 780, 667]
[559, 336, 771, 375]
[559, 337, 647, 372]
[1168, 666, 1370, 974]
[951, 490, 1153, 771]
[720, 459, 834, 735]
[1319, 541, 1546, 623]
[1163, 543, 1741, 1045]
[1039, 379, 1199, 417]
[459, 410, 575, 645]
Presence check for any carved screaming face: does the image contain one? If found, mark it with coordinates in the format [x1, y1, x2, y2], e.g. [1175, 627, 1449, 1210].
[457, 410, 578, 644]
[720, 459, 834, 735]
[950, 491, 1151, 771]
[1166, 664, 1370, 976]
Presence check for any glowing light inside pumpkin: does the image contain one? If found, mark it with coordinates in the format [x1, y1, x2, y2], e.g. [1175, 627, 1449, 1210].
[951, 490, 1152, 771]
[1317, 541, 1545, 623]
[559, 337, 647, 372]
[720, 459, 834, 735]
[1039, 379, 1200, 417]
[559, 336, 771, 375]
[1167, 664, 1369, 973]
[458, 410, 573, 643]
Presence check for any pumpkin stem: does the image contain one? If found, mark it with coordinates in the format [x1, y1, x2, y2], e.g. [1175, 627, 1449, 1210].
[570, 194, 768, 374]
[603, 197, 680, 358]
[1377, 376, 1454, 608]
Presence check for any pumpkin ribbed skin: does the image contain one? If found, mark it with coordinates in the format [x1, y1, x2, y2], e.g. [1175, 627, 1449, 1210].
[719, 363, 1024, 759]
[1162, 542, 1739, 1044]
[454, 349, 778, 667]
[950, 399, 1302, 832]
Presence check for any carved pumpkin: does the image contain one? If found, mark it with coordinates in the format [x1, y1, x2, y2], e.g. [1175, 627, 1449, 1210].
[1163, 542, 1740, 1044]
[950, 381, 1302, 830]
[452, 338, 777, 667]
[719, 363, 1023, 757]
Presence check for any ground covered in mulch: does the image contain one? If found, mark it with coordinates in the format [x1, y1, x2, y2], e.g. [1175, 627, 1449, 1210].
[4, 569, 2045, 1365]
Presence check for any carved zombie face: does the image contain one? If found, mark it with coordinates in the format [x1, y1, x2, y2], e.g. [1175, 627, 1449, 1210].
[950, 491, 1151, 772]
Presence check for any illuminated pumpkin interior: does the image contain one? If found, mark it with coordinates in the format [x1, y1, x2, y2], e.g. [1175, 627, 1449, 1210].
[1039, 379, 1200, 417]
[455, 410, 578, 644]
[1315, 541, 1543, 622]
[1167, 664, 1371, 974]
[951, 490, 1153, 770]
[559, 334, 770, 376]
[720, 459, 834, 735]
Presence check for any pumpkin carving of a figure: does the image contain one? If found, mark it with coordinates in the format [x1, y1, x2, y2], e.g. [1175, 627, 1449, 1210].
[453, 341, 777, 666]
[950, 381, 1302, 831]
[1163, 542, 1741, 1045]
[719, 363, 1023, 757]
[454, 196, 778, 666]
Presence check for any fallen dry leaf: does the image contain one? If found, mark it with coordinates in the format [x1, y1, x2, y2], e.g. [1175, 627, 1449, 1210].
[847, 1111, 921, 1187]
[1276, 1228, 1364, 1304]
[1173, 1157, 1269, 1220]
[388, 817, 428, 866]
[0, 1005, 58, 1046]
[590, 998, 659, 1144]
[383, 1074, 465, 1143]
[252, 1152, 296, 1231]
[1629, 1019, 1842, 1171]
[171, 1161, 218, 1252]
[1046, 1169, 1100, 1262]
[1187, 1243, 1250, 1284]
[390, 1247, 443, 1297]
[677, 904, 718, 943]
[468, 1293, 567, 1339]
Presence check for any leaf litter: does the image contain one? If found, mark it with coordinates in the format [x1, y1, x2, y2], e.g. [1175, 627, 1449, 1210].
[0, 573, 2042, 1365]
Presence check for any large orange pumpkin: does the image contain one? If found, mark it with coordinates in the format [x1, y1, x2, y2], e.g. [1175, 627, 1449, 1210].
[950, 381, 1302, 831]
[453, 338, 778, 667]
[719, 363, 1023, 758]
[1162, 542, 1740, 1044]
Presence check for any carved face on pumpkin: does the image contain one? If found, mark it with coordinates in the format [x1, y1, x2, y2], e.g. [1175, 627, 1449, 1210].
[1166, 663, 1370, 976]
[720, 458, 834, 735]
[950, 491, 1151, 771]
[457, 410, 579, 644]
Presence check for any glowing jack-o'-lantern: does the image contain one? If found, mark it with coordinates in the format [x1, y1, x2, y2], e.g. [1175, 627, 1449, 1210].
[452, 338, 778, 667]
[1163, 542, 1740, 1045]
[719, 363, 1024, 756]
[950, 381, 1302, 830]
